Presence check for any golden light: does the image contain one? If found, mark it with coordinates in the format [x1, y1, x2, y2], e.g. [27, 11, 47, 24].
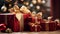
[42, 0, 46, 4]
[32, 0, 37, 4]
[48, 16, 52, 20]
[5, 0, 12, 2]
[21, 0, 24, 2]
[24, 2, 29, 6]
[9, 4, 11, 7]
[36, 5, 40, 10]
[32, 11, 36, 17]
[39, 12, 42, 16]
[37, 0, 42, 3]
[55, 19, 60, 23]
[25, 2, 29, 5]
[38, 12, 43, 16]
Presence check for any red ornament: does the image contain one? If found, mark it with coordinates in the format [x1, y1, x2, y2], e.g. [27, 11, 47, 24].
[0, 24, 6, 31]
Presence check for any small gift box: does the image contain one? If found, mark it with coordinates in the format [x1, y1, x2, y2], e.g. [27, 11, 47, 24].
[40, 21, 56, 31]
[30, 23, 41, 32]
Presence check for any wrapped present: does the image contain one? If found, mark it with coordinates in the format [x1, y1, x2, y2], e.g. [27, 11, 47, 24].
[55, 22, 60, 30]
[30, 24, 41, 32]
[36, 19, 45, 31]
[40, 21, 56, 31]
[0, 13, 20, 32]
[15, 13, 24, 32]
[23, 13, 31, 31]
[54, 19, 60, 30]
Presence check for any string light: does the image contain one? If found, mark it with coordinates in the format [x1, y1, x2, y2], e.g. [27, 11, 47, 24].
[42, 0, 46, 4]
[21, 0, 24, 2]
[37, 0, 42, 3]
[32, 0, 37, 4]
[5, 0, 12, 2]
[36, 5, 40, 10]
[30, 3, 33, 7]
[25, 2, 29, 6]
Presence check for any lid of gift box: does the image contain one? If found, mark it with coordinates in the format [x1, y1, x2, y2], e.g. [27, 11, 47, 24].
[0, 13, 14, 15]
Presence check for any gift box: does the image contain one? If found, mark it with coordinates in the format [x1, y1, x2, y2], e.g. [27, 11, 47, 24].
[0, 13, 20, 32]
[29, 18, 42, 32]
[56, 22, 60, 30]
[30, 24, 41, 32]
[23, 13, 31, 31]
[40, 21, 56, 31]
[49, 22, 56, 31]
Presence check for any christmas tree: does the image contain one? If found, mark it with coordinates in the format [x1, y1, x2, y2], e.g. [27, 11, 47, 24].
[18, 0, 50, 19]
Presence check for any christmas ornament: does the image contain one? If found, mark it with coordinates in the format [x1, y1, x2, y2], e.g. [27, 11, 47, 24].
[1, 5, 7, 12]
[5, 0, 12, 2]
[0, 24, 6, 31]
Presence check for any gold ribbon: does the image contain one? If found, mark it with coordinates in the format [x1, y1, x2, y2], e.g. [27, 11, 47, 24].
[45, 23, 49, 31]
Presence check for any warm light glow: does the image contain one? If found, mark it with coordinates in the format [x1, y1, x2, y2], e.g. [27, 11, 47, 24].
[37, 12, 42, 17]
[42, 0, 46, 4]
[9, 4, 11, 7]
[37, 0, 42, 3]
[48, 16, 52, 20]
[32, 0, 37, 4]
[25, 2, 29, 5]
[21, 0, 24, 2]
[36, 5, 40, 10]
[30, 3, 33, 7]
[5, 0, 12, 2]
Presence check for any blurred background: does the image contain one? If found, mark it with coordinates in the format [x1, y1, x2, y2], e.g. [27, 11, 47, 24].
[0, 0, 50, 19]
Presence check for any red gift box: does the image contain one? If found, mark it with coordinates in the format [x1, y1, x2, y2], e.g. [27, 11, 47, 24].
[56, 22, 60, 30]
[0, 13, 20, 32]
[40, 21, 56, 31]
[49, 21, 56, 31]
[30, 24, 41, 32]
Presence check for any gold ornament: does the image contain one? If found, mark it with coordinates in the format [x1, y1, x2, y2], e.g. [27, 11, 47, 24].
[1, 5, 7, 12]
